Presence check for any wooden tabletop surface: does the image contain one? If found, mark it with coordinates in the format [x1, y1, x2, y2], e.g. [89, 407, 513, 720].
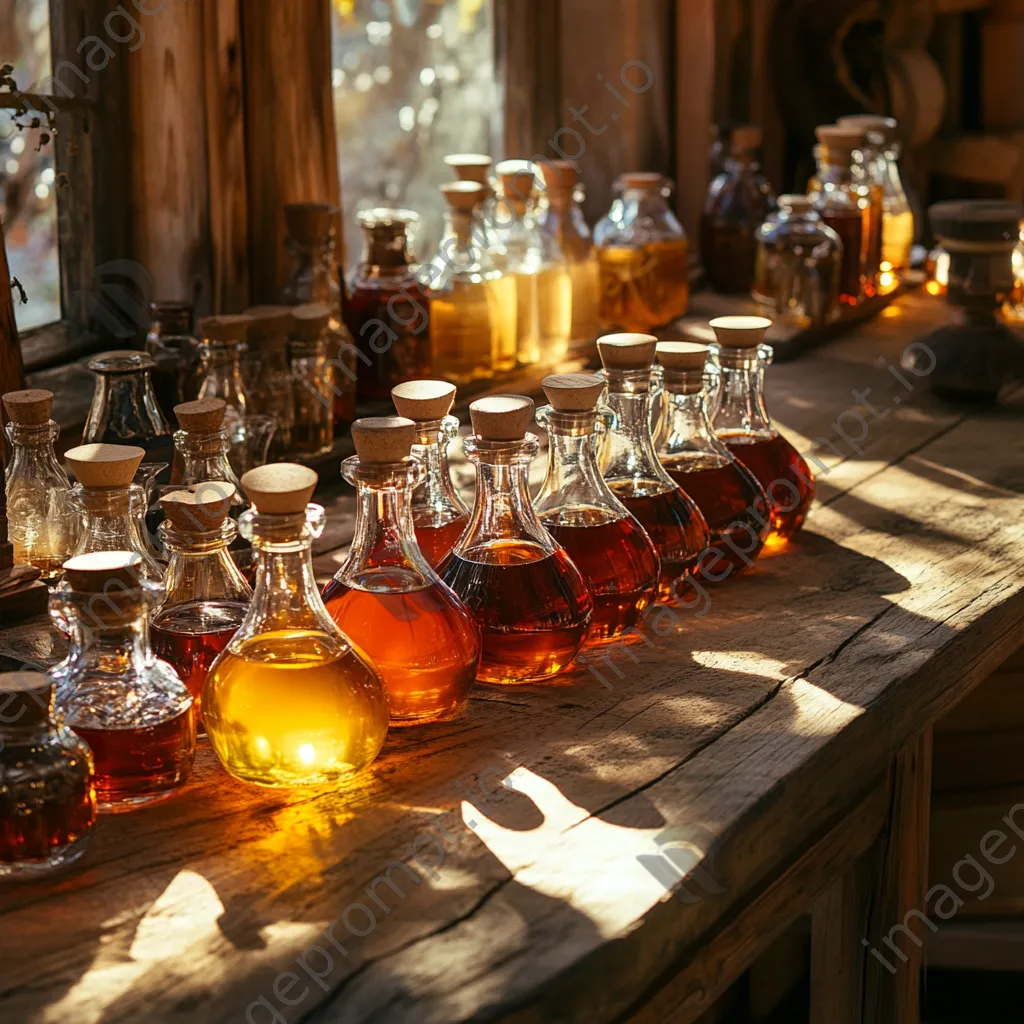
[2, 294, 1024, 1024]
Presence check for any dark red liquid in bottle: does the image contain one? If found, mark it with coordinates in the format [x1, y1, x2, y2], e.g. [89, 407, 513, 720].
[662, 456, 771, 579]
[413, 514, 468, 570]
[439, 540, 592, 684]
[821, 209, 862, 305]
[719, 432, 815, 544]
[541, 508, 659, 640]
[607, 481, 709, 599]
[0, 768, 95, 863]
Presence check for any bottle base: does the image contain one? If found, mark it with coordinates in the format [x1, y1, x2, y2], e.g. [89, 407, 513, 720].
[389, 700, 470, 727]
[0, 834, 92, 877]
[98, 784, 187, 814]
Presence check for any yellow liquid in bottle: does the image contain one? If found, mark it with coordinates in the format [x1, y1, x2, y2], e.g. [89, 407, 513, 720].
[568, 256, 600, 353]
[882, 209, 914, 270]
[203, 629, 389, 787]
[598, 238, 690, 332]
[537, 264, 572, 363]
[429, 279, 494, 383]
[510, 270, 540, 365]
[486, 273, 518, 373]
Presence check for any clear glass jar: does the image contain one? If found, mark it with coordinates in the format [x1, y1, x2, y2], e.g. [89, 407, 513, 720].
[288, 303, 335, 459]
[195, 315, 252, 429]
[439, 396, 592, 684]
[51, 552, 195, 811]
[322, 417, 480, 725]
[242, 306, 297, 459]
[752, 195, 842, 327]
[145, 300, 200, 423]
[594, 173, 690, 332]
[0, 670, 96, 877]
[533, 373, 659, 641]
[2, 388, 78, 580]
[203, 464, 389, 787]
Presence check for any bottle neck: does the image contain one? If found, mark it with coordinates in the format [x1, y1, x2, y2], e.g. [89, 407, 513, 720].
[173, 429, 243, 494]
[602, 372, 677, 490]
[359, 228, 414, 275]
[6, 420, 60, 451]
[286, 239, 336, 304]
[159, 522, 250, 604]
[712, 352, 774, 436]
[65, 590, 153, 676]
[409, 417, 466, 517]
[661, 381, 733, 461]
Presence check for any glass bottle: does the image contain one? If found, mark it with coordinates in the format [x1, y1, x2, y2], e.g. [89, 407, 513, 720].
[424, 181, 517, 382]
[0, 670, 96, 876]
[83, 350, 174, 475]
[203, 464, 389, 787]
[145, 300, 199, 422]
[151, 482, 251, 726]
[322, 417, 480, 724]
[440, 396, 592, 684]
[493, 160, 572, 366]
[282, 201, 358, 427]
[288, 303, 335, 459]
[65, 443, 164, 582]
[751, 195, 843, 327]
[654, 342, 770, 579]
[391, 379, 469, 568]
[51, 551, 195, 811]
[2, 388, 78, 580]
[594, 173, 690, 332]
[837, 115, 914, 270]
[700, 125, 777, 294]
[533, 373, 659, 640]
[709, 316, 815, 545]
[597, 335, 709, 599]
[345, 208, 432, 399]
[195, 315, 252, 429]
[536, 160, 601, 357]
[241, 306, 296, 459]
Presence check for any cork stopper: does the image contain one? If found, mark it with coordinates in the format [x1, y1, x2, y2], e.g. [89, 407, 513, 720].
[284, 202, 338, 246]
[779, 194, 814, 213]
[241, 463, 318, 515]
[837, 114, 898, 148]
[814, 124, 863, 157]
[539, 160, 579, 191]
[351, 416, 417, 464]
[391, 379, 457, 421]
[290, 303, 332, 341]
[198, 314, 254, 343]
[656, 341, 710, 371]
[243, 305, 294, 346]
[542, 373, 605, 412]
[496, 160, 537, 201]
[441, 180, 485, 213]
[708, 315, 772, 350]
[470, 395, 535, 441]
[443, 153, 492, 184]
[0, 670, 52, 725]
[597, 333, 658, 370]
[65, 443, 145, 488]
[159, 481, 236, 533]
[730, 125, 762, 152]
[174, 397, 226, 434]
[63, 551, 145, 592]
[619, 172, 665, 191]
[3, 388, 53, 425]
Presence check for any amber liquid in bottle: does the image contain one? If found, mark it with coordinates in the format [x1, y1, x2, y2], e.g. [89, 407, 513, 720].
[414, 514, 469, 569]
[598, 239, 690, 331]
[429, 281, 496, 383]
[0, 784, 94, 865]
[440, 540, 592, 684]
[542, 508, 659, 640]
[822, 209, 863, 306]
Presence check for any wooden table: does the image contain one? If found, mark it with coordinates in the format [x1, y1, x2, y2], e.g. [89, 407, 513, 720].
[2, 294, 1023, 1024]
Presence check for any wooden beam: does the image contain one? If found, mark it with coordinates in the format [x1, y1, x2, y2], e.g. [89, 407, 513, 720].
[0, 218, 25, 405]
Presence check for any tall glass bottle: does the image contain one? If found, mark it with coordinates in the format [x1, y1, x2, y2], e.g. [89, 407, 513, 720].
[2, 388, 78, 580]
[51, 551, 195, 811]
[241, 306, 296, 459]
[700, 126, 777, 294]
[655, 342, 770, 579]
[322, 417, 480, 724]
[0, 670, 96, 876]
[145, 300, 199, 422]
[391, 379, 469, 568]
[440, 396, 592, 684]
[425, 182, 516, 382]
[537, 160, 601, 357]
[346, 208, 432, 398]
[151, 482, 251, 726]
[709, 316, 815, 545]
[594, 173, 690, 332]
[288, 303, 335, 459]
[533, 373, 659, 640]
[597, 334, 709, 599]
[203, 464, 389, 787]
[195, 315, 253, 429]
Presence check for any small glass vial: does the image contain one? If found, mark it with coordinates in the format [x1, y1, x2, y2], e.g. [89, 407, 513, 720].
[598, 335, 709, 599]
[322, 417, 480, 725]
[195, 315, 253, 429]
[242, 306, 297, 459]
[710, 316, 815, 545]
[2, 389, 78, 580]
[654, 342, 770, 579]
[145, 300, 199, 422]
[65, 443, 164, 582]
[152, 482, 251, 724]
[493, 160, 572, 366]
[594, 173, 690, 332]
[391, 379, 469, 568]
[441, 396, 592, 684]
[425, 181, 517, 382]
[536, 160, 601, 357]
[52, 552, 195, 811]
[203, 464, 389, 787]
[751, 195, 842, 327]
[346, 208, 432, 399]
[0, 670, 96, 877]
[700, 125, 777, 294]
[288, 303, 335, 459]
[533, 373, 659, 640]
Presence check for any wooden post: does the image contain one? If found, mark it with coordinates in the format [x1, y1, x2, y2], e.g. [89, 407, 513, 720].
[0, 219, 25, 406]
[982, 0, 1024, 132]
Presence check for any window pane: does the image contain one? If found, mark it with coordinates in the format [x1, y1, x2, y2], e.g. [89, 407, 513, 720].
[0, 0, 52, 90]
[331, 0, 500, 265]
